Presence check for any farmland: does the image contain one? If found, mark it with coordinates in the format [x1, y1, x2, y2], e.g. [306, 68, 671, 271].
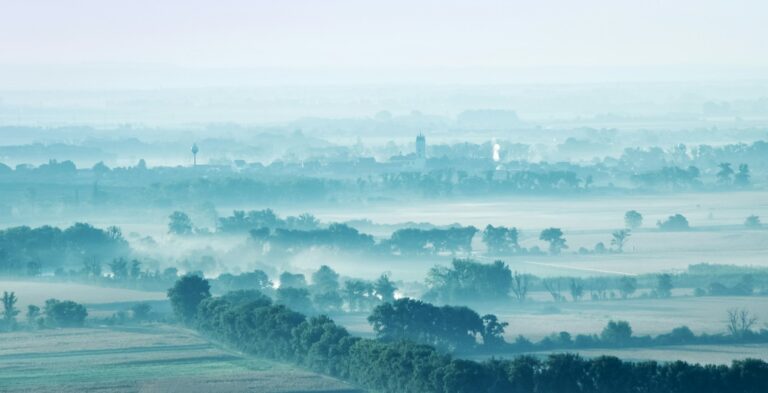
[0, 325, 360, 393]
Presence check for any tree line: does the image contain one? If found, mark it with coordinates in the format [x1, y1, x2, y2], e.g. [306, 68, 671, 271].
[170, 275, 768, 393]
[1, 291, 88, 331]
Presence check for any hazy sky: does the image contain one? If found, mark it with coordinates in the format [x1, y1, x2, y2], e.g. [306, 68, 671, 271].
[2, 0, 767, 68]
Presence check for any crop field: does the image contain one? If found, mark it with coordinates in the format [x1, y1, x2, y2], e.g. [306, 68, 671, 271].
[0, 325, 360, 393]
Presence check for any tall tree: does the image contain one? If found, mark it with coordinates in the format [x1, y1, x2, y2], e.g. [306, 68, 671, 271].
[618, 276, 637, 299]
[26, 305, 40, 327]
[373, 274, 397, 303]
[542, 278, 565, 302]
[734, 164, 750, 187]
[2, 291, 19, 329]
[624, 210, 643, 229]
[539, 228, 567, 255]
[311, 265, 340, 294]
[717, 162, 734, 185]
[167, 275, 211, 324]
[481, 314, 508, 346]
[656, 274, 673, 298]
[510, 271, 530, 302]
[168, 211, 194, 235]
[108, 258, 128, 280]
[569, 279, 584, 302]
[481, 225, 519, 255]
[600, 320, 633, 346]
[611, 229, 631, 252]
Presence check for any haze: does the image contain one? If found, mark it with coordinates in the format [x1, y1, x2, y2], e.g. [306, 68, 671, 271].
[1, 2, 768, 393]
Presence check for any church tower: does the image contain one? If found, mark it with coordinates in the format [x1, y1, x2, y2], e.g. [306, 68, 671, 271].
[415, 133, 426, 159]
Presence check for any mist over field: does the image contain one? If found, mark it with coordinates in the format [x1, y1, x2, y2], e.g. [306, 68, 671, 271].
[1, 1, 768, 392]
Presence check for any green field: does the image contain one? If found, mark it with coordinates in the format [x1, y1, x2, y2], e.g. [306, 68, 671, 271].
[0, 325, 360, 393]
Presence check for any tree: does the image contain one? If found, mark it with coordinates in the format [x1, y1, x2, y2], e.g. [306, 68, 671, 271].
[610, 229, 631, 252]
[657, 214, 690, 231]
[590, 278, 609, 300]
[44, 299, 87, 327]
[510, 271, 530, 302]
[131, 303, 151, 321]
[368, 298, 483, 352]
[280, 272, 307, 289]
[109, 258, 128, 280]
[600, 320, 633, 346]
[168, 211, 193, 235]
[221, 289, 272, 307]
[167, 275, 211, 324]
[312, 291, 343, 313]
[2, 291, 19, 328]
[129, 259, 142, 279]
[311, 265, 340, 294]
[82, 259, 102, 278]
[618, 276, 637, 299]
[424, 259, 512, 303]
[26, 305, 40, 326]
[276, 287, 314, 314]
[734, 164, 750, 187]
[539, 228, 567, 255]
[717, 162, 734, 185]
[92, 161, 110, 176]
[745, 215, 762, 229]
[480, 314, 508, 346]
[569, 279, 584, 302]
[481, 225, 519, 255]
[624, 210, 643, 229]
[343, 279, 375, 312]
[373, 274, 397, 303]
[542, 278, 565, 302]
[656, 274, 673, 298]
[727, 308, 757, 338]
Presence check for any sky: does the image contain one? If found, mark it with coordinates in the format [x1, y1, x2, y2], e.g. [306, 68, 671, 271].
[0, 0, 767, 87]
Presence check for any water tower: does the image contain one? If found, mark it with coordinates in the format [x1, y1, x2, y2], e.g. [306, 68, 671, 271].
[191, 143, 199, 166]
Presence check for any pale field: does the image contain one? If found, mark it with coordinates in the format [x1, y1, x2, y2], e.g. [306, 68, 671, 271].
[0, 325, 360, 393]
[228, 190, 768, 280]
[0, 280, 167, 311]
[303, 191, 768, 230]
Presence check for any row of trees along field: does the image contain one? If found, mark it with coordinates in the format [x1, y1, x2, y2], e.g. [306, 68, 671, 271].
[0, 291, 87, 331]
[0, 206, 762, 277]
[168, 275, 768, 393]
[170, 208, 765, 257]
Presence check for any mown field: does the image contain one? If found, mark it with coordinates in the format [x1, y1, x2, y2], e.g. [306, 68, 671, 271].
[0, 325, 360, 393]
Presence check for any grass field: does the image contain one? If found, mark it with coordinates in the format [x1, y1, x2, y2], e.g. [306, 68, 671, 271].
[0, 325, 360, 393]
